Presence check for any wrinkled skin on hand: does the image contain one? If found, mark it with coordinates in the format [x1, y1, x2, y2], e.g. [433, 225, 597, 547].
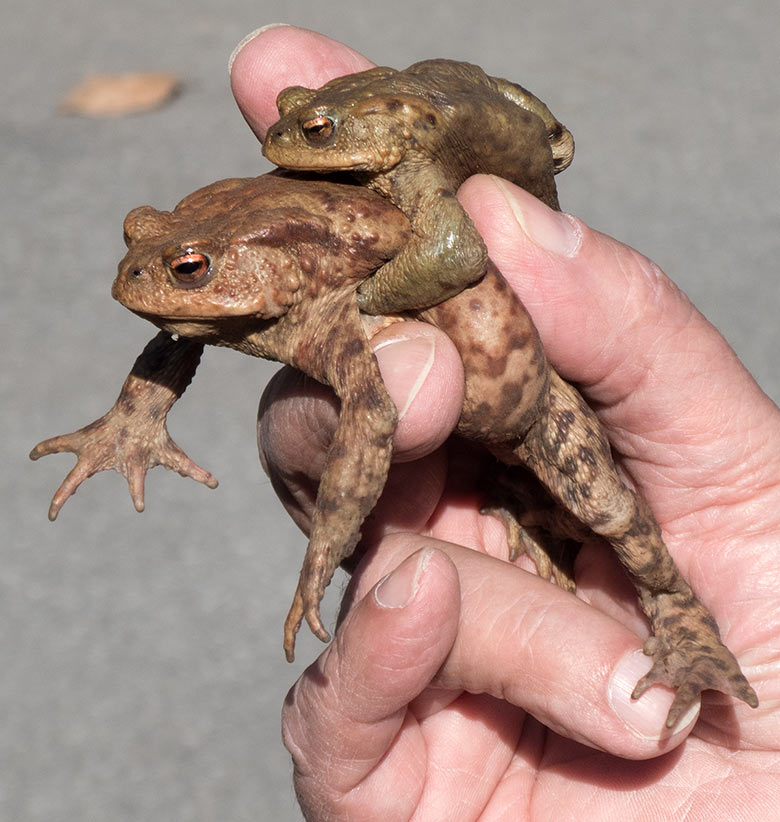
[32, 171, 756, 728]
[264, 59, 573, 314]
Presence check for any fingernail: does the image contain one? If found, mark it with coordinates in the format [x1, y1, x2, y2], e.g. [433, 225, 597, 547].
[493, 177, 582, 257]
[374, 547, 433, 609]
[228, 23, 291, 73]
[608, 649, 699, 739]
[373, 334, 436, 421]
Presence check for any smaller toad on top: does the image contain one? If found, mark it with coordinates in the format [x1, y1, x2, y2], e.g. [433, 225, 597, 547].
[264, 58, 573, 314]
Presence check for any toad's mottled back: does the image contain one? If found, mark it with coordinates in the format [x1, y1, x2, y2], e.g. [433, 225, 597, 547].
[264, 59, 573, 313]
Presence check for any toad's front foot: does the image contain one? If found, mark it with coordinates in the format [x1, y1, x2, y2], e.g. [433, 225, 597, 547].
[31, 410, 217, 520]
[632, 620, 759, 728]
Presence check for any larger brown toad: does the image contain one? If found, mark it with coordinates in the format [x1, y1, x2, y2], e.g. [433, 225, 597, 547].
[31, 173, 757, 728]
[263, 59, 573, 314]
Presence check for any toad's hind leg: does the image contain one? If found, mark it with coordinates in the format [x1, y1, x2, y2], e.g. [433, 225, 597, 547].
[282, 389, 396, 663]
[490, 76, 574, 175]
[280, 306, 399, 663]
[480, 465, 583, 592]
[506, 369, 757, 727]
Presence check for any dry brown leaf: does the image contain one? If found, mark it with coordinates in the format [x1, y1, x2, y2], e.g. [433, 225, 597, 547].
[58, 73, 181, 117]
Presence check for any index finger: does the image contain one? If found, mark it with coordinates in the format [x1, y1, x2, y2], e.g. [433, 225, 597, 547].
[347, 535, 697, 759]
[229, 26, 374, 139]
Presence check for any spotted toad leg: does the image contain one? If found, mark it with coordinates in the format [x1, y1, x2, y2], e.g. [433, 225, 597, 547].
[422, 265, 582, 588]
[490, 75, 575, 175]
[509, 369, 758, 727]
[357, 190, 487, 314]
[481, 465, 585, 592]
[30, 331, 216, 519]
[282, 316, 398, 662]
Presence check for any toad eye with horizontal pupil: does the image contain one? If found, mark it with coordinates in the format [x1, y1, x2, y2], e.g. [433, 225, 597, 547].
[301, 116, 335, 145]
[168, 252, 212, 287]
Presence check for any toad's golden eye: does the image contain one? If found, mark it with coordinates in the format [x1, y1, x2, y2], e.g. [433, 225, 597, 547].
[301, 115, 335, 145]
[168, 252, 212, 287]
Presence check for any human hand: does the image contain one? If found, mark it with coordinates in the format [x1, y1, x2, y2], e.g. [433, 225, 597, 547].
[231, 26, 780, 820]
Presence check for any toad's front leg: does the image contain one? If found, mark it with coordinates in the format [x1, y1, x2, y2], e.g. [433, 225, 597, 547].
[30, 331, 216, 519]
[357, 189, 487, 314]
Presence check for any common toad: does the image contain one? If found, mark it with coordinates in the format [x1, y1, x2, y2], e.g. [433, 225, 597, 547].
[263, 59, 573, 314]
[31, 173, 757, 728]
